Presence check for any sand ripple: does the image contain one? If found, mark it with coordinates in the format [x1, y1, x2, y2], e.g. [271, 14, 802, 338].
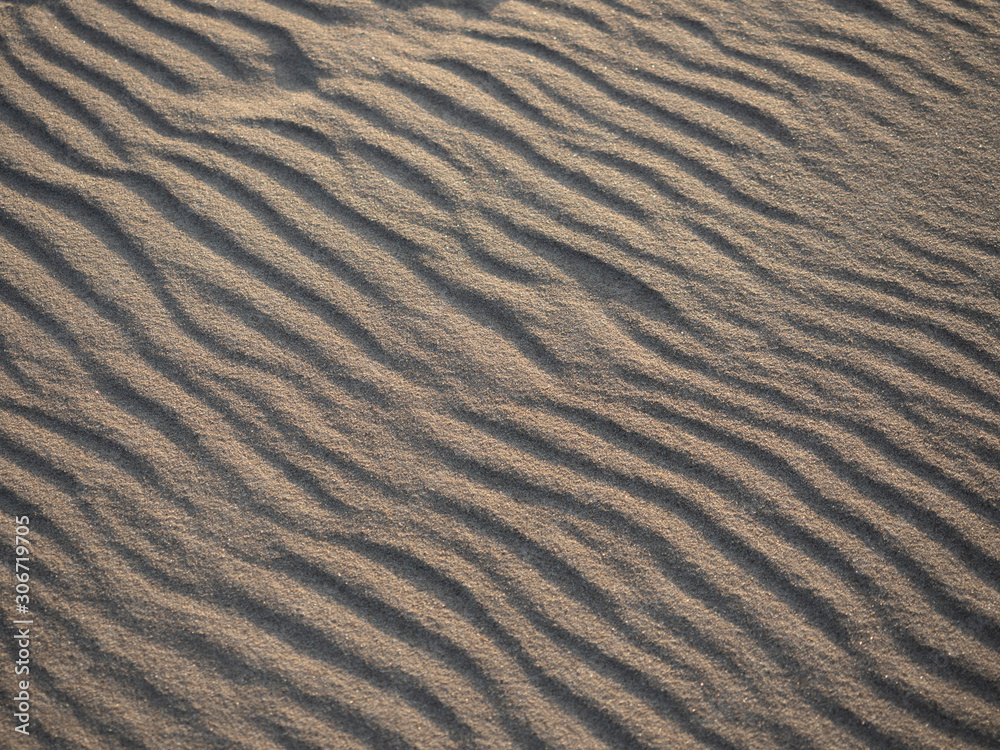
[1, 0, 999, 747]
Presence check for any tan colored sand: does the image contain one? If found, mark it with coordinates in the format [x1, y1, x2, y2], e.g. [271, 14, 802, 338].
[1, 0, 999, 747]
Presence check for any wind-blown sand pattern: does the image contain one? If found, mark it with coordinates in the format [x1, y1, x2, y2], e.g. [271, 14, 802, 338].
[1, 0, 999, 746]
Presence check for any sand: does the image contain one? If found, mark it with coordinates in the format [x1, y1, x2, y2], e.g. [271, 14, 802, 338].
[0, 0, 998, 747]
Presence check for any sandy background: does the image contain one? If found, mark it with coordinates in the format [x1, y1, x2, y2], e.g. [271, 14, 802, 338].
[1, 0, 999, 746]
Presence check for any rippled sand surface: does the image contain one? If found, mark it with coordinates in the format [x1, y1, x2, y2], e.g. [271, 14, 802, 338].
[1, 0, 999, 747]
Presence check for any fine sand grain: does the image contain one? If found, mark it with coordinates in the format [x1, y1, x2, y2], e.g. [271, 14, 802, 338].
[1, 0, 999, 747]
